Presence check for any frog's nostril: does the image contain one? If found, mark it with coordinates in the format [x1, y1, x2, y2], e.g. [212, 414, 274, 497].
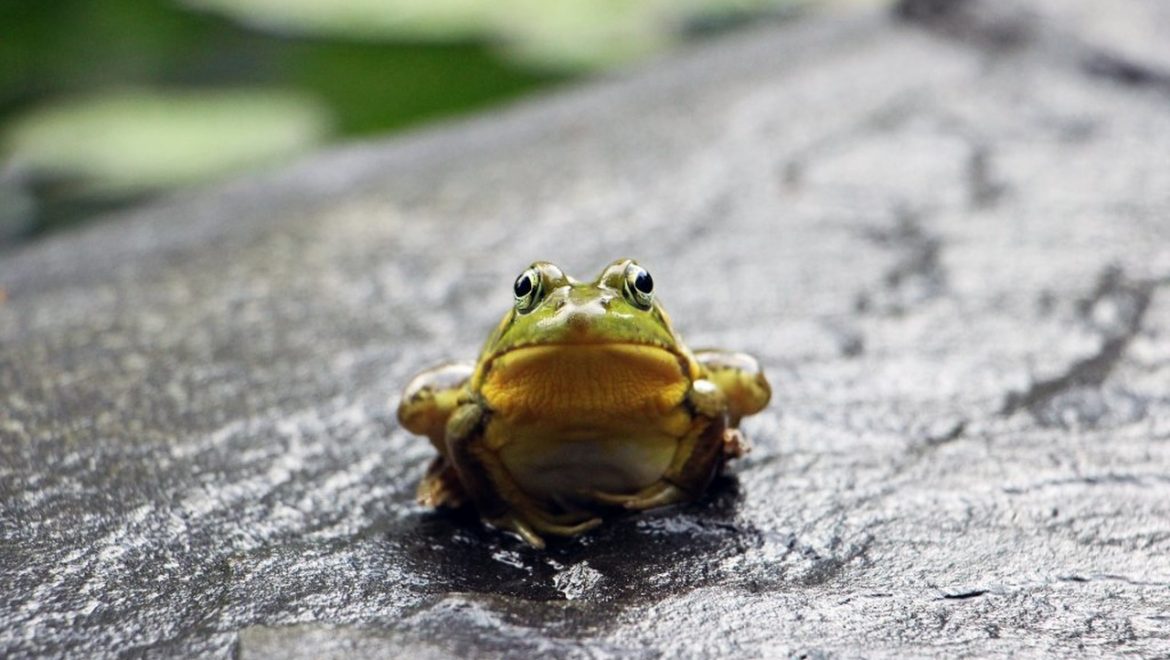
[554, 300, 566, 311]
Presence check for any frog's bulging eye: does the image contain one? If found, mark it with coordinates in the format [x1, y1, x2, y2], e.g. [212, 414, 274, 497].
[634, 269, 653, 295]
[623, 264, 654, 310]
[514, 272, 533, 298]
[513, 268, 543, 313]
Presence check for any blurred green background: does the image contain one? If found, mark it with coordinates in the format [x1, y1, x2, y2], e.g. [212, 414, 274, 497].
[1, 0, 808, 242]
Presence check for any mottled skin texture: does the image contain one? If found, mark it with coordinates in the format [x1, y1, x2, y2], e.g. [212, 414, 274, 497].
[397, 259, 771, 547]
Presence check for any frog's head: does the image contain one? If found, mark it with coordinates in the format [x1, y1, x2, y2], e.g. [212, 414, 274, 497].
[472, 259, 700, 392]
[484, 259, 682, 355]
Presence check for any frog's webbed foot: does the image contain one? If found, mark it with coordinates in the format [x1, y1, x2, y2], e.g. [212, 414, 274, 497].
[532, 514, 603, 537]
[487, 511, 603, 549]
[538, 506, 602, 526]
[416, 457, 467, 509]
[506, 500, 603, 539]
[486, 513, 546, 549]
[589, 482, 689, 511]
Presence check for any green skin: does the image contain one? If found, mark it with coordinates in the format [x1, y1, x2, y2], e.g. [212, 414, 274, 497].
[397, 259, 771, 548]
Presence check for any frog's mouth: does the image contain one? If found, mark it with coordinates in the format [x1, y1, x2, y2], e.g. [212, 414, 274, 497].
[479, 342, 691, 422]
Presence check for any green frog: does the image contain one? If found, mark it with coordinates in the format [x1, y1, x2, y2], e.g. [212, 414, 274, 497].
[396, 259, 771, 548]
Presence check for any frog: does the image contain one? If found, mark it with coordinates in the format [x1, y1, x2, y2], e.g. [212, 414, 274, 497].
[396, 259, 771, 548]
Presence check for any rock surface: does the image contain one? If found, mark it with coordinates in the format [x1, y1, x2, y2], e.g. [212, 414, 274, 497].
[3, 1, 1170, 657]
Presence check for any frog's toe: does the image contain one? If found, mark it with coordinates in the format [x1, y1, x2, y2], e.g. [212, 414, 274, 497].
[541, 507, 598, 526]
[590, 482, 688, 511]
[487, 514, 546, 549]
[588, 489, 636, 506]
[489, 511, 599, 544]
[622, 484, 687, 510]
[529, 515, 603, 537]
[722, 428, 751, 459]
[416, 460, 467, 509]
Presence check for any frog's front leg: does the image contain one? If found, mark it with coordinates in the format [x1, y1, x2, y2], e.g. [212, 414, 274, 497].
[397, 361, 475, 450]
[397, 361, 475, 508]
[693, 349, 771, 427]
[444, 402, 601, 548]
[687, 378, 751, 458]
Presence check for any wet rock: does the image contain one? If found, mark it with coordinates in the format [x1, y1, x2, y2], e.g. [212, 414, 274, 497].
[3, 0, 1170, 656]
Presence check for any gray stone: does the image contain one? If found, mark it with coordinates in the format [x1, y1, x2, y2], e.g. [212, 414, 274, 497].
[3, 1, 1170, 657]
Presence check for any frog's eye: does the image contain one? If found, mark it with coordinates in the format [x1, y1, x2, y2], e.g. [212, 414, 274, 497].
[623, 264, 654, 310]
[513, 267, 543, 313]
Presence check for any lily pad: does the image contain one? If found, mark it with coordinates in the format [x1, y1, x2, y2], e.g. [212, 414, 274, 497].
[184, 0, 799, 70]
[4, 89, 329, 196]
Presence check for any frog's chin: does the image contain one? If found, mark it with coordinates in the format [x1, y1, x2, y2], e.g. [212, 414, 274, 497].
[479, 342, 691, 424]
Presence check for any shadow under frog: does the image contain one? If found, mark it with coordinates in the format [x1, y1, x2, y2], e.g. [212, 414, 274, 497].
[384, 474, 759, 611]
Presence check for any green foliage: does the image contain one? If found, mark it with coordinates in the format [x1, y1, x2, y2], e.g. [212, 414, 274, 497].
[5, 90, 329, 194]
[278, 41, 565, 137]
[1, 0, 565, 234]
[0, 0, 798, 236]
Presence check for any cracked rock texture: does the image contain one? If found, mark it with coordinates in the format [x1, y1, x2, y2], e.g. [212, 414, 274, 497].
[3, 0, 1170, 657]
